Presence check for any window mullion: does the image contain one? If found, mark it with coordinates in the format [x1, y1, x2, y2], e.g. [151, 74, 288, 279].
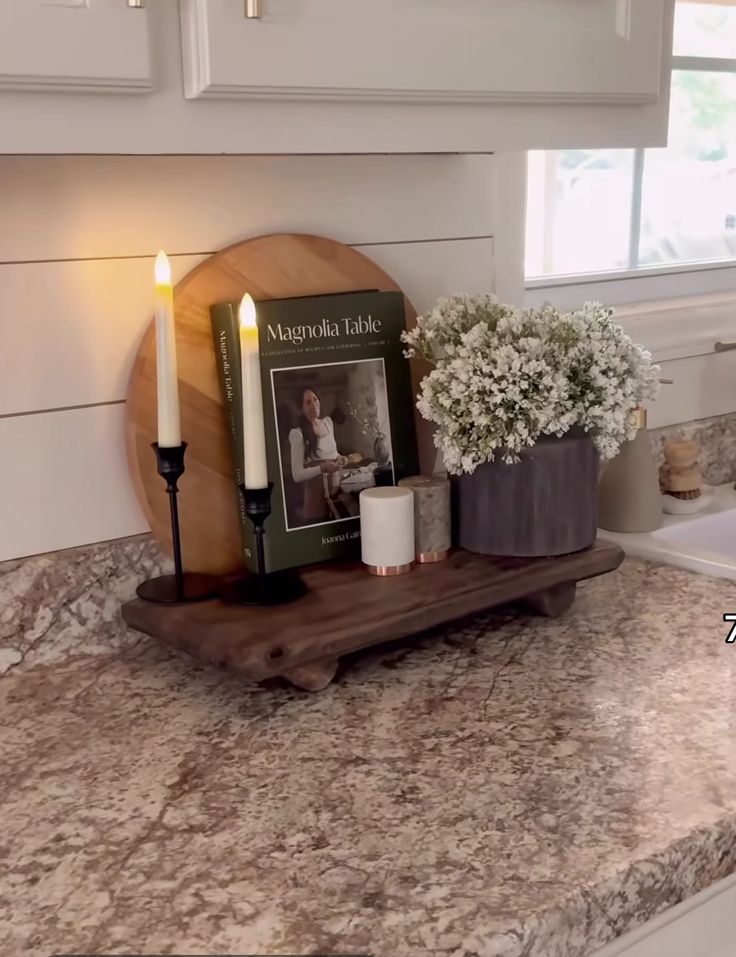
[672, 54, 736, 72]
[542, 151, 557, 274]
[628, 149, 645, 270]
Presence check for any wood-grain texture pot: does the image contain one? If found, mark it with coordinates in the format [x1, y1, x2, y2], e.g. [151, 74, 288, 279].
[453, 430, 599, 557]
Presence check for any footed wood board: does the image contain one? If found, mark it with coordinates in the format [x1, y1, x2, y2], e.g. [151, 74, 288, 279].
[122, 541, 624, 691]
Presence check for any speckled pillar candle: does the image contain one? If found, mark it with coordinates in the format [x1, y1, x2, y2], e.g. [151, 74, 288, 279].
[398, 475, 451, 562]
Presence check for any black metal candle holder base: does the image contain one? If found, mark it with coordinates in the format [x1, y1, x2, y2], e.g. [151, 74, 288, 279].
[136, 442, 220, 604]
[219, 483, 307, 607]
[219, 570, 307, 606]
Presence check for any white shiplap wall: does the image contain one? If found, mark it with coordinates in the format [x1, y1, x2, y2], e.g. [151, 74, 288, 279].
[0, 154, 496, 562]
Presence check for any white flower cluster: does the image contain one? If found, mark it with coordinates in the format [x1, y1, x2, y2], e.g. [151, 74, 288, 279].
[402, 295, 660, 475]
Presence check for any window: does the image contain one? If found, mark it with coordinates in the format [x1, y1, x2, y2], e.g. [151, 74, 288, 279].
[526, 1, 736, 286]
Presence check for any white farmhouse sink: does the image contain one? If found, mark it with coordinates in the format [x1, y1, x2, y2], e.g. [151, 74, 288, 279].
[602, 483, 736, 580]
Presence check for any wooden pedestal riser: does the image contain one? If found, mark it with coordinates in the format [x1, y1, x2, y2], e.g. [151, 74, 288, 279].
[123, 542, 624, 691]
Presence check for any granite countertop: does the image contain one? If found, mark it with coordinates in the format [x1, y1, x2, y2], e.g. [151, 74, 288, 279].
[3, 557, 736, 957]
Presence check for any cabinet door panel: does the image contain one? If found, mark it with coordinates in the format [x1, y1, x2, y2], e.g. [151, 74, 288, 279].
[0, 0, 151, 92]
[181, 0, 664, 103]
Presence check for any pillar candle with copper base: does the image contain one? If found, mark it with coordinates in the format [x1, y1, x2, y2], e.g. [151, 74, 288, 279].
[359, 486, 414, 576]
[398, 474, 451, 563]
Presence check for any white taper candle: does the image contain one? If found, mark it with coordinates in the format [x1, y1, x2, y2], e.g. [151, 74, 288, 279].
[239, 293, 269, 489]
[153, 251, 181, 448]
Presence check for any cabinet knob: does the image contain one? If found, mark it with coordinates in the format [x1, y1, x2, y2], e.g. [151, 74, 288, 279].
[244, 0, 262, 18]
[127, 0, 145, 7]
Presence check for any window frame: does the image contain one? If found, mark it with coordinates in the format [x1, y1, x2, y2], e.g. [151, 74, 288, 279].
[525, 51, 736, 297]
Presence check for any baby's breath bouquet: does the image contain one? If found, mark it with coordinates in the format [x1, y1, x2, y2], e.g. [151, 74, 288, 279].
[402, 294, 659, 475]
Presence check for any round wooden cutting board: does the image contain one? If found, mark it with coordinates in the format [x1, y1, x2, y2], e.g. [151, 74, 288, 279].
[125, 233, 429, 575]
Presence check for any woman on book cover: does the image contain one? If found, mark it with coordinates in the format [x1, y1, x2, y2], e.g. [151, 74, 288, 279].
[289, 387, 348, 522]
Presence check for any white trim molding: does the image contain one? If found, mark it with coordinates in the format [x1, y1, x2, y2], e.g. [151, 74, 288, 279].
[492, 152, 527, 305]
[525, 263, 736, 314]
[526, 259, 736, 291]
[0, 74, 151, 93]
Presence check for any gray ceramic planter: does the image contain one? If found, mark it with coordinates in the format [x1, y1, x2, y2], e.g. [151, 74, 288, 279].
[453, 430, 599, 557]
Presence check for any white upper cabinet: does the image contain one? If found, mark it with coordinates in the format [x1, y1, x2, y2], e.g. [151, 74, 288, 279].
[181, 0, 664, 106]
[0, 0, 151, 93]
[0, 0, 674, 153]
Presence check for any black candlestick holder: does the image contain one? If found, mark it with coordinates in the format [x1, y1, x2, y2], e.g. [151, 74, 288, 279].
[136, 442, 220, 604]
[220, 483, 307, 606]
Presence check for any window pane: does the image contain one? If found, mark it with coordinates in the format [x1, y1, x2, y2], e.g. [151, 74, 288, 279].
[525, 149, 634, 278]
[638, 70, 736, 267]
[673, 2, 736, 58]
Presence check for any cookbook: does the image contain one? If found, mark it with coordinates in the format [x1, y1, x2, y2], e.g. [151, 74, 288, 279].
[210, 289, 419, 572]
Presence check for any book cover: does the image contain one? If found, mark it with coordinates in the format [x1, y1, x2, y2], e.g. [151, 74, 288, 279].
[211, 290, 419, 572]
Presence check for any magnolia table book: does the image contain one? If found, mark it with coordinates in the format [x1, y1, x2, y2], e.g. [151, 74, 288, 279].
[210, 290, 419, 573]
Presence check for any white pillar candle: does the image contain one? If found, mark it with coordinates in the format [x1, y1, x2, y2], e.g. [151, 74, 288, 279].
[239, 293, 269, 489]
[153, 250, 181, 448]
[359, 487, 415, 575]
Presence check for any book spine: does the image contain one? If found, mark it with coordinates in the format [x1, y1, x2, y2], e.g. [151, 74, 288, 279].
[209, 303, 256, 571]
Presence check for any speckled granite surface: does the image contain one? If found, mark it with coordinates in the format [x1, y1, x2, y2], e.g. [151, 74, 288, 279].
[3, 558, 736, 957]
[650, 411, 736, 486]
[0, 534, 169, 675]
